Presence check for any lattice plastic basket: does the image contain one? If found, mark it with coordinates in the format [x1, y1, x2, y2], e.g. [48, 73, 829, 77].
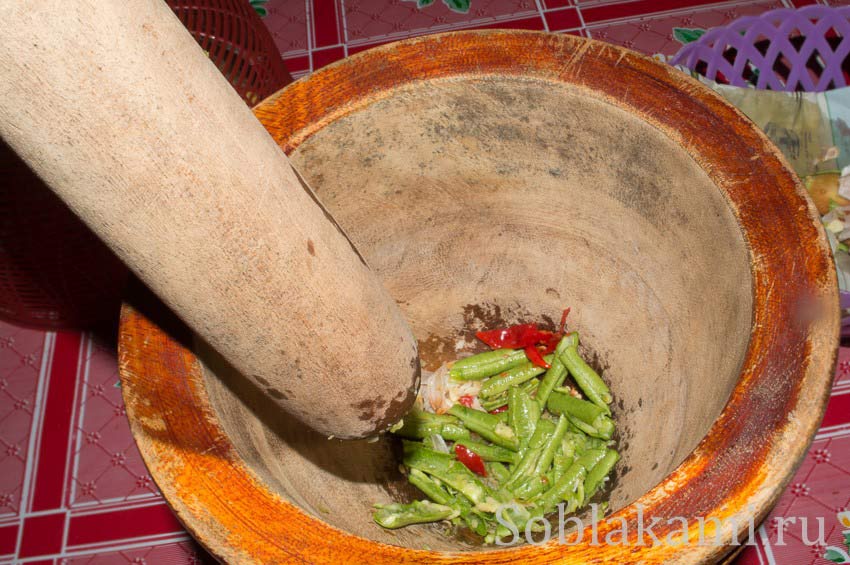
[166, 0, 292, 105]
[671, 5, 850, 92]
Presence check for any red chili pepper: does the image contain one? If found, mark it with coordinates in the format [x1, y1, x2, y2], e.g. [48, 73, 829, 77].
[539, 333, 561, 355]
[476, 323, 551, 349]
[540, 331, 577, 355]
[539, 339, 557, 355]
[489, 404, 508, 414]
[524, 345, 551, 369]
[559, 307, 571, 333]
[458, 395, 475, 408]
[454, 444, 487, 477]
[476, 308, 572, 358]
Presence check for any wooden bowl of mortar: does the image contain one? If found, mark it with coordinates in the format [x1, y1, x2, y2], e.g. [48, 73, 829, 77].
[118, 31, 838, 563]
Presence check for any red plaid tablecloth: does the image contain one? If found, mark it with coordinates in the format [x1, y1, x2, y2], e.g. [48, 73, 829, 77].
[3, 0, 849, 562]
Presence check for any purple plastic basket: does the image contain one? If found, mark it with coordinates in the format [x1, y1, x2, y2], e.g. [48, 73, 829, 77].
[671, 5, 850, 92]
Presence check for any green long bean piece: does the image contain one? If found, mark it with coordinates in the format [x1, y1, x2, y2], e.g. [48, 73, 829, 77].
[505, 421, 554, 490]
[537, 460, 587, 513]
[583, 449, 620, 504]
[573, 448, 607, 475]
[547, 392, 614, 440]
[557, 333, 612, 411]
[373, 500, 457, 529]
[455, 440, 518, 464]
[403, 442, 489, 505]
[566, 483, 585, 514]
[480, 378, 540, 411]
[459, 505, 489, 536]
[534, 415, 570, 476]
[552, 448, 567, 483]
[393, 408, 472, 441]
[505, 447, 543, 489]
[479, 358, 551, 399]
[448, 404, 519, 451]
[480, 395, 509, 411]
[487, 462, 511, 483]
[450, 349, 527, 381]
[536, 356, 568, 410]
[539, 448, 605, 513]
[528, 419, 556, 449]
[561, 432, 587, 461]
[407, 469, 453, 505]
[441, 478, 490, 536]
[513, 474, 549, 501]
[508, 388, 540, 452]
[521, 377, 541, 396]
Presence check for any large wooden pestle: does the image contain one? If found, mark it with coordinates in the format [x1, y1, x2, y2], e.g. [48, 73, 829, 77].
[0, 0, 420, 439]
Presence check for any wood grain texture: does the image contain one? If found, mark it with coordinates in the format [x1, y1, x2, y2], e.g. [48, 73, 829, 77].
[0, 0, 419, 439]
[118, 31, 839, 563]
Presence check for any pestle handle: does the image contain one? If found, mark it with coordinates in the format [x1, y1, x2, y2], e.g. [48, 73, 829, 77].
[0, 0, 420, 439]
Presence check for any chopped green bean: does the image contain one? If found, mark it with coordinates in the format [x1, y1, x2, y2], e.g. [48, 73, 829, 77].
[583, 449, 619, 504]
[552, 448, 566, 483]
[444, 484, 489, 535]
[493, 503, 533, 540]
[403, 442, 489, 505]
[455, 440, 518, 464]
[521, 377, 541, 398]
[506, 419, 554, 489]
[450, 349, 527, 381]
[565, 482, 585, 514]
[487, 461, 511, 483]
[480, 377, 540, 411]
[461, 508, 489, 536]
[573, 448, 607, 474]
[448, 404, 519, 450]
[534, 415, 570, 476]
[536, 356, 568, 409]
[509, 388, 540, 451]
[373, 500, 458, 529]
[393, 408, 472, 441]
[561, 432, 587, 462]
[506, 447, 543, 489]
[408, 469, 453, 505]
[538, 460, 587, 513]
[547, 392, 614, 440]
[513, 474, 549, 501]
[480, 359, 551, 399]
[557, 333, 612, 411]
[480, 394, 508, 411]
[528, 418, 556, 449]
[586, 436, 610, 450]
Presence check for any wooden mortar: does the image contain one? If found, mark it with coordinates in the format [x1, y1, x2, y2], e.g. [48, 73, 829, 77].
[118, 31, 838, 563]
